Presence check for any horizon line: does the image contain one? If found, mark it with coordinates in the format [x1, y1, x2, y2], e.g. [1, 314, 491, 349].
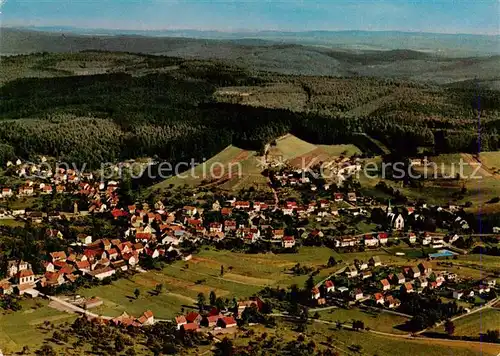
[3, 25, 499, 37]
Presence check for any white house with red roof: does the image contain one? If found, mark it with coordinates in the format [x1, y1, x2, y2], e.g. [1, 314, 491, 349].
[209, 222, 223, 233]
[282, 236, 295, 248]
[325, 280, 335, 293]
[1, 188, 13, 198]
[175, 315, 187, 330]
[377, 233, 389, 245]
[373, 292, 385, 305]
[380, 278, 391, 291]
[364, 235, 379, 247]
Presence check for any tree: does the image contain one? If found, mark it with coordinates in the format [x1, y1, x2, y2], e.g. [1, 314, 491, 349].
[486, 329, 499, 342]
[214, 337, 234, 356]
[327, 256, 337, 267]
[125, 348, 137, 356]
[36, 345, 56, 356]
[444, 319, 455, 336]
[155, 283, 163, 294]
[197, 292, 206, 312]
[215, 297, 226, 311]
[115, 335, 125, 352]
[305, 275, 315, 292]
[209, 291, 217, 306]
[134, 288, 140, 299]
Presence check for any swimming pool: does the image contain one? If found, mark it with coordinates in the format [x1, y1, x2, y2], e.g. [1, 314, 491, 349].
[428, 249, 457, 259]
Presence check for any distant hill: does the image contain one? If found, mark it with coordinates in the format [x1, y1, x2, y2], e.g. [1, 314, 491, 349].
[1, 28, 499, 86]
[9, 27, 500, 56]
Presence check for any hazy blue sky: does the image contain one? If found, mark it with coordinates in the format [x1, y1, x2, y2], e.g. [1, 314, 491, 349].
[1, 0, 499, 35]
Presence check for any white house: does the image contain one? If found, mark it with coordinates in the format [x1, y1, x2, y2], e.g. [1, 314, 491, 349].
[282, 236, 296, 248]
[350, 289, 363, 300]
[89, 267, 116, 280]
[325, 280, 335, 293]
[364, 235, 379, 247]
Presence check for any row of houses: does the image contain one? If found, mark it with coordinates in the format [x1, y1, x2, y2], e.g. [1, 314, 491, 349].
[174, 298, 263, 332]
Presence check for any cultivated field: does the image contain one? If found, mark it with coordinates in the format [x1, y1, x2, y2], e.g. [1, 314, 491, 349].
[77, 247, 495, 323]
[78, 247, 397, 320]
[0, 299, 77, 354]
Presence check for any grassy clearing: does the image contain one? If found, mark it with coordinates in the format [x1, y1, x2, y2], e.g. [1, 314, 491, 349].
[314, 308, 409, 334]
[479, 151, 500, 175]
[270, 134, 318, 161]
[430, 309, 500, 337]
[316, 144, 361, 157]
[2, 197, 39, 210]
[157, 145, 250, 188]
[78, 276, 190, 320]
[0, 299, 76, 354]
[0, 218, 25, 227]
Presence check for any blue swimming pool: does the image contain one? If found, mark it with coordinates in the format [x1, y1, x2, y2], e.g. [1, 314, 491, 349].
[428, 249, 457, 258]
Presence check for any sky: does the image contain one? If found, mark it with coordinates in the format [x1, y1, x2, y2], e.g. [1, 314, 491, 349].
[1, 0, 499, 35]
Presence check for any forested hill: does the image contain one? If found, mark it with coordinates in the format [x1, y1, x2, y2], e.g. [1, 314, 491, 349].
[2, 28, 500, 86]
[0, 51, 499, 168]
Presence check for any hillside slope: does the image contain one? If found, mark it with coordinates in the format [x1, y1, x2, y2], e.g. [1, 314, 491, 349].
[150, 134, 361, 192]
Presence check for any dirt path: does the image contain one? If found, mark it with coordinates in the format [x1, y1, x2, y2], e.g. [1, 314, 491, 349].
[461, 153, 495, 178]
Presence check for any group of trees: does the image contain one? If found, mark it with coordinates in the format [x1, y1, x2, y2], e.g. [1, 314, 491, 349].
[66, 315, 210, 355]
[403, 294, 463, 331]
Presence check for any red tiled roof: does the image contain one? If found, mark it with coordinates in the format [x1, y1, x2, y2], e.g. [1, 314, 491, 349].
[17, 269, 34, 278]
[175, 316, 187, 324]
[185, 312, 200, 323]
[221, 316, 237, 326]
[182, 322, 198, 331]
[135, 232, 152, 240]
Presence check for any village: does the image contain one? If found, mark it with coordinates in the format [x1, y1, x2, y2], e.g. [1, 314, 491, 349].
[0, 156, 498, 349]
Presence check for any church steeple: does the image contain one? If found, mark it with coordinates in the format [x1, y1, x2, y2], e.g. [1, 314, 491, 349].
[386, 199, 392, 214]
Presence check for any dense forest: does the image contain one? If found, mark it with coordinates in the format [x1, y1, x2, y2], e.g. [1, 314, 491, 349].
[1, 52, 499, 169]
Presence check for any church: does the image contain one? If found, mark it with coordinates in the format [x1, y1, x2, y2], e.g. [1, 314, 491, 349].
[386, 201, 405, 231]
